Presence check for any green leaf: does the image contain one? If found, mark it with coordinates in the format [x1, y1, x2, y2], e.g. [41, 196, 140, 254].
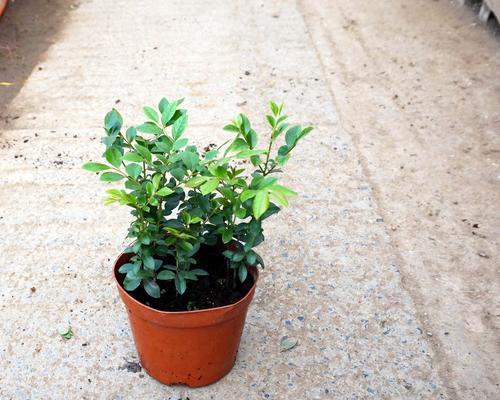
[191, 268, 209, 276]
[156, 187, 174, 196]
[300, 126, 313, 138]
[200, 177, 219, 195]
[145, 181, 154, 196]
[172, 113, 188, 140]
[82, 162, 111, 172]
[143, 106, 159, 122]
[255, 252, 265, 268]
[240, 189, 256, 202]
[222, 228, 233, 244]
[178, 240, 193, 252]
[170, 167, 185, 181]
[222, 250, 234, 259]
[250, 155, 261, 166]
[104, 109, 122, 134]
[266, 115, 275, 128]
[181, 150, 199, 171]
[270, 184, 297, 197]
[118, 263, 137, 274]
[269, 191, 288, 207]
[59, 326, 74, 340]
[143, 279, 160, 298]
[276, 153, 290, 166]
[123, 152, 143, 162]
[143, 255, 155, 270]
[100, 172, 124, 182]
[269, 101, 279, 116]
[157, 270, 176, 280]
[125, 163, 142, 179]
[161, 101, 178, 126]
[152, 174, 161, 190]
[257, 177, 277, 189]
[246, 251, 257, 265]
[253, 190, 269, 220]
[105, 147, 122, 167]
[235, 149, 267, 159]
[125, 180, 141, 190]
[137, 122, 163, 135]
[208, 165, 228, 179]
[232, 252, 245, 262]
[223, 124, 239, 132]
[155, 137, 173, 153]
[238, 265, 248, 282]
[226, 138, 248, 155]
[235, 207, 246, 219]
[240, 114, 251, 134]
[247, 129, 258, 149]
[158, 97, 169, 113]
[175, 275, 187, 295]
[285, 125, 301, 148]
[186, 176, 207, 188]
[204, 149, 218, 160]
[277, 145, 289, 157]
[172, 138, 188, 151]
[135, 144, 152, 163]
[123, 277, 141, 291]
[126, 127, 137, 142]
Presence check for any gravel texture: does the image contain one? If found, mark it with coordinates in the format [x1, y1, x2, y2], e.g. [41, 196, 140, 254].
[0, 0, 498, 399]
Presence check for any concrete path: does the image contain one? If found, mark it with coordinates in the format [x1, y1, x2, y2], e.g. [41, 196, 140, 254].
[0, 1, 498, 399]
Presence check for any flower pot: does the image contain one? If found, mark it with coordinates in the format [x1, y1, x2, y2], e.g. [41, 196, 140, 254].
[0, 0, 7, 18]
[113, 252, 258, 387]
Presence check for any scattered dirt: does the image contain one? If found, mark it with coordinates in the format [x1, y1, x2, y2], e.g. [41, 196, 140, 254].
[119, 360, 142, 373]
[117, 244, 255, 312]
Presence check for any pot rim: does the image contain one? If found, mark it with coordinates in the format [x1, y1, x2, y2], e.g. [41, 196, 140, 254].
[113, 252, 259, 316]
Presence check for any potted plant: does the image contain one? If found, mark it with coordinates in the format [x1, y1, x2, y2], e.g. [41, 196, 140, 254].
[83, 97, 312, 387]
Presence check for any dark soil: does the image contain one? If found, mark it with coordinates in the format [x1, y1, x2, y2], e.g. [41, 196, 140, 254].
[117, 244, 254, 312]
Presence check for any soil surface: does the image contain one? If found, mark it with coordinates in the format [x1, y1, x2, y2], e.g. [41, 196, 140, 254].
[118, 245, 255, 312]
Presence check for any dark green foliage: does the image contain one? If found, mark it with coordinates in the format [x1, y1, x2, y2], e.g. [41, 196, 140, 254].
[83, 98, 312, 298]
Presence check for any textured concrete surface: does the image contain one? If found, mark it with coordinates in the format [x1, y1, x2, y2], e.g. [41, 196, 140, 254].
[0, 1, 498, 399]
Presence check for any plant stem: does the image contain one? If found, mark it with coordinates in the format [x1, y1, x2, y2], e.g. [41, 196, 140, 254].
[262, 132, 274, 175]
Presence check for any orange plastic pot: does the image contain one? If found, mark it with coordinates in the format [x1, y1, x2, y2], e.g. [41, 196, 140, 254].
[113, 252, 258, 387]
[0, 0, 7, 18]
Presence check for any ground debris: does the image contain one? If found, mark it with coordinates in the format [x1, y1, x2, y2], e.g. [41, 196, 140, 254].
[280, 336, 299, 352]
[119, 360, 142, 373]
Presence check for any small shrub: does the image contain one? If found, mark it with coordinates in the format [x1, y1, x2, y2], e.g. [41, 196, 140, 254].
[83, 98, 312, 298]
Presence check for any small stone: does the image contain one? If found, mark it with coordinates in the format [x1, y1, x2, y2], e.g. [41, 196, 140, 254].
[244, 70, 251, 76]
[478, 252, 489, 259]
[119, 361, 142, 373]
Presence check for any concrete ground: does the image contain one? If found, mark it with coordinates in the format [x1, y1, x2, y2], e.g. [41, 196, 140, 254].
[0, 0, 498, 399]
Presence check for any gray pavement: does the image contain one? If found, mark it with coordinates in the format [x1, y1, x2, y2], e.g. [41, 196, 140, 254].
[0, 1, 498, 399]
